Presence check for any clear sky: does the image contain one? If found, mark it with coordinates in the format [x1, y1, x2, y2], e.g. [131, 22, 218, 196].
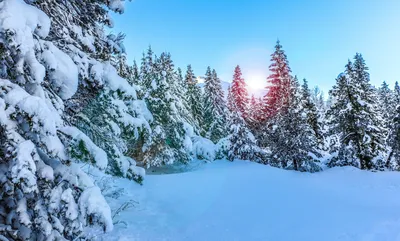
[111, 0, 400, 94]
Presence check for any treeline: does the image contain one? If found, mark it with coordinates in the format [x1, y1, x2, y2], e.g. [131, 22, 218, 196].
[116, 41, 400, 173]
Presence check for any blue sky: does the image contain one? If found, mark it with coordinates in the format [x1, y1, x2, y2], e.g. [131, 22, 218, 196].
[112, 0, 400, 94]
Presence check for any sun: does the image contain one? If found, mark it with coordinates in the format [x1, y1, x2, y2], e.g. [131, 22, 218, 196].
[246, 73, 265, 90]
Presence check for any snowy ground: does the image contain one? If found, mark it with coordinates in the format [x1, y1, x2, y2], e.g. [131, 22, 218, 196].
[101, 160, 400, 241]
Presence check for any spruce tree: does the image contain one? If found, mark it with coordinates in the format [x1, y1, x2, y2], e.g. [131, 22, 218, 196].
[172, 66, 194, 127]
[378, 81, 395, 130]
[327, 55, 385, 170]
[203, 67, 228, 143]
[246, 95, 257, 127]
[387, 105, 400, 170]
[228, 103, 265, 163]
[311, 86, 326, 114]
[394, 81, 400, 103]
[262, 40, 292, 120]
[140, 47, 155, 90]
[300, 79, 324, 147]
[0, 0, 135, 239]
[230, 65, 249, 120]
[264, 76, 321, 172]
[138, 52, 192, 167]
[185, 65, 204, 133]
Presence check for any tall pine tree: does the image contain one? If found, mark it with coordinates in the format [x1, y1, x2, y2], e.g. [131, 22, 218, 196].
[378, 81, 395, 130]
[230, 65, 249, 120]
[203, 67, 228, 143]
[386, 105, 400, 170]
[185, 65, 204, 133]
[264, 76, 321, 172]
[327, 54, 385, 170]
[138, 52, 192, 167]
[394, 81, 400, 103]
[300, 79, 324, 147]
[262, 40, 292, 120]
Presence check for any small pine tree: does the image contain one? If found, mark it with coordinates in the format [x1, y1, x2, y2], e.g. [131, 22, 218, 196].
[230, 65, 249, 120]
[264, 76, 321, 172]
[228, 104, 265, 163]
[203, 68, 228, 143]
[394, 81, 400, 103]
[386, 105, 400, 170]
[378, 81, 395, 130]
[300, 79, 324, 147]
[185, 65, 204, 133]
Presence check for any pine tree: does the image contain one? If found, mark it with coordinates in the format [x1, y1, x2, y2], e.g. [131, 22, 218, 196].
[140, 46, 155, 90]
[387, 105, 400, 170]
[227, 85, 234, 112]
[228, 103, 265, 163]
[0, 0, 132, 239]
[311, 86, 326, 114]
[185, 65, 204, 133]
[378, 81, 395, 130]
[394, 81, 400, 103]
[172, 66, 194, 127]
[264, 76, 321, 172]
[138, 52, 192, 167]
[300, 79, 324, 147]
[262, 40, 292, 120]
[246, 94, 257, 128]
[230, 65, 249, 120]
[327, 54, 386, 170]
[132, 60, 140, 84]
[203, 67, 228, 143]
[114, 53, 132, 80]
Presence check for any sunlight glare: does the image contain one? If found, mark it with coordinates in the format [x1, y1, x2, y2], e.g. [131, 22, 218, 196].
[246, 73, 265, 90]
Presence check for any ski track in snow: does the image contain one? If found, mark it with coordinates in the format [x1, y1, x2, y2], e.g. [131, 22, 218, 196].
[102, 161, 400, 241]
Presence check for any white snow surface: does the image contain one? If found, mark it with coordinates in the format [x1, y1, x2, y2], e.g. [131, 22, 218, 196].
[104, 161, 400, 241]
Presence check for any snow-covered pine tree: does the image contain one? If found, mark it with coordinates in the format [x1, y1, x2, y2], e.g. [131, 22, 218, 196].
[326, 55, 386, 170]
[0, 0, 136, 239]
[245, 95, 257, 129]
[300, 79, 324, 147]
[264, 76, 321, 172]
[228, 103, 265, 163]
[249, 96, 265, 132]
[29, 0, 127, 118]
[230, 65, 249, 120]
[203, 67, 228, 143]
[171, 66, 194, 128]
[132, 60, 140, 85]
[311, 86, 326, 115]
[394, 81, 400, 104]
[227, 85, 234, 112]
[113, 53, 134, 83]
[378, 81, 395, 130]
[386, 105, 400, 170]
[185, 65, 204, 133]
[137, 52, 193, 167]
[71, 73, 151, 183]
[262, 40, 292, 121]
[140, 46, 155, 91]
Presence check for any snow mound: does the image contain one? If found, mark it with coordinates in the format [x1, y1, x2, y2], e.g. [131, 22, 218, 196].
[192, 136, 217, 161]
